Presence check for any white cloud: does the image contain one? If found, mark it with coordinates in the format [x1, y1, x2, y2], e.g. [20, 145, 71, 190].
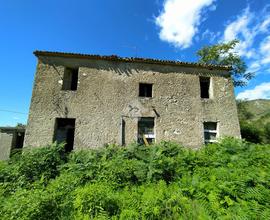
[208, 4, 217, 11]
[259, 17, 270, 33]
[155, 0, 215, 49]
[202, 29, 221, 42]
[237, 82, 270, 100]
[220, 5, 270, 75]
[260, 36, 270, 65]
[223, 8, 251, 41]
[247, 61, 260, 73]
[223, 7, 256, 58]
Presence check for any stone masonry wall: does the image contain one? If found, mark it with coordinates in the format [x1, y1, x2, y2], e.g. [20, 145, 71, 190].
[24, 56, 241, 149]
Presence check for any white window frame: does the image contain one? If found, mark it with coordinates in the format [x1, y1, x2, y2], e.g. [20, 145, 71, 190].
[203, 122, 218, 143]
[138, 117, 155, 145]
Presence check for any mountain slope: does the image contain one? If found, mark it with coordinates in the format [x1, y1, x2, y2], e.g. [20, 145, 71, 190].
[237, 99, 270, 123]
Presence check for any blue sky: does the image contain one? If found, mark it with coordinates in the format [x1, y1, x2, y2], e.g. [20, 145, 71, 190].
[0, 0, 270, 126]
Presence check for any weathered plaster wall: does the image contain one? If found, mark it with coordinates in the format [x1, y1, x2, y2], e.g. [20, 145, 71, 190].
[0, 131, 13, 160]
[24, 56, 241, 149]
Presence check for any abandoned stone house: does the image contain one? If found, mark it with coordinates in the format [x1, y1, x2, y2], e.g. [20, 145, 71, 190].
[24, 51, 241, 151]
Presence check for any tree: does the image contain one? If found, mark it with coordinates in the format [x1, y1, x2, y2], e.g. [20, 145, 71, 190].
[16, 123, 26, 128]
[197, 40, 253, 87]
[239, 121, 263, 143]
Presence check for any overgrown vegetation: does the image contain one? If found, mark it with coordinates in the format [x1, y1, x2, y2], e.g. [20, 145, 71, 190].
[0, 138, 270, 219]
[237, 99, 270, 144]
[197, 39, 253, 87]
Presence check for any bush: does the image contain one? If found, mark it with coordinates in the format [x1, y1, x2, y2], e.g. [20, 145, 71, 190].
[1, 188, 59, 220]
[73, 182, 119, 219]
[0, 139, 270, 219]
[264, 122, 270, 143]
[0, 143, 66, 195]
[240, 121, 263, 143]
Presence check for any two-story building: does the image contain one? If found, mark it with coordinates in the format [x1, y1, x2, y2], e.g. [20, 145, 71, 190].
[24, 51, 241, 150]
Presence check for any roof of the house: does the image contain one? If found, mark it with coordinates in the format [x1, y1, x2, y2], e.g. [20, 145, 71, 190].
[34, 50, 231, 71]
[0, 127, 25, 132]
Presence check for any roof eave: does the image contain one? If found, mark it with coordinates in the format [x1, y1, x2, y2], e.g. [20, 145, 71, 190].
[33, 50, 232, 71]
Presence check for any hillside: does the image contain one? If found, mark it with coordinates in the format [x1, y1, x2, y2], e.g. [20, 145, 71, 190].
[237, 99, 270, 143]
[237, 99, 270, 122]
[239, 99, 270, 120]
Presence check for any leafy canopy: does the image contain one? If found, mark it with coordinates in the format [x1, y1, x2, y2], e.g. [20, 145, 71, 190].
[197, 39, 253, 87]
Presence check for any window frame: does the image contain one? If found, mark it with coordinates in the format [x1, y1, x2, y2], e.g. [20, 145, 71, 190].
[137, 117, 155, 145]
[203, 121, 218, 144]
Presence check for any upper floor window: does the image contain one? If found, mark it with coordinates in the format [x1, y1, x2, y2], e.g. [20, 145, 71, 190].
[200, 77, 211, 98]
[139, 83, 152, 97]
[62, 67, 78, 91]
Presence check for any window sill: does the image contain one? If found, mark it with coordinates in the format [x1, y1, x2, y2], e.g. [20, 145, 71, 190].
[60, 90, 77, 92]
[201, 98, 213, 100]
[139, 96, 153, 99]
[205, 140, 218, 143]
[138, 97, 153, 101]
[201, 98, 215, 104]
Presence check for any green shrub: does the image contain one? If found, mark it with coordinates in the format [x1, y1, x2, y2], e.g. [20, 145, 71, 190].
[0, 143, 66, 196]
[240, 121, 263, 143]
[0, 139, 270, 219]
[73, 182, 119, 219]
[0, 188, 59, 220]
[264, 122, 270, 143]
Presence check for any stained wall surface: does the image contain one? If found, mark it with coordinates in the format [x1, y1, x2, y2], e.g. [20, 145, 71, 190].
[24, 55, 241, 149]
[0, 131, 13, 160]
[0, 128, 24, 160]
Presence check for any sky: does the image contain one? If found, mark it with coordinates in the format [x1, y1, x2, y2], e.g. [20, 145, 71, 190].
[0, 0, 270, 126]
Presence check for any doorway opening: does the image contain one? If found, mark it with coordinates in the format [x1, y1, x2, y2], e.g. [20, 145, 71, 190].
[138, 117, 155, 145]
[54, 118, 75, 152]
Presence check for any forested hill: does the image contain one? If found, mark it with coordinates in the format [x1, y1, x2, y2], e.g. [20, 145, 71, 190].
[237, 99, 270, 123]
[237, 99, 270, 143]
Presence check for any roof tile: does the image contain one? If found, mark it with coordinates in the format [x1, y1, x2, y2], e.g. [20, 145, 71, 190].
[34, 50, 231, 70]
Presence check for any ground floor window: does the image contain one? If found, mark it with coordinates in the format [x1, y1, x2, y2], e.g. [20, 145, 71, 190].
[203, 122, 218, 144]
[138, 117, 155, 145]
[54, 118, 75, 152]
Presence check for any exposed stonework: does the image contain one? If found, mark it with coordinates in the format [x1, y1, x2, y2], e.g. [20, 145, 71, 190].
[24, 51, 241, 149]
[0, 127, 25, 160]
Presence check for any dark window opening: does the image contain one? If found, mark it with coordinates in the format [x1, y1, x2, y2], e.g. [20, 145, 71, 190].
[139, 83, 152, 97]
[15, 132, 25, 149]
[203, 122, 217, 144]
[10, 131, 25, 157]
[138, 117, 155, 145]
[62, 67, 78, 90]
[54, 118, 75, 152]
[200, 77, 210, 98]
